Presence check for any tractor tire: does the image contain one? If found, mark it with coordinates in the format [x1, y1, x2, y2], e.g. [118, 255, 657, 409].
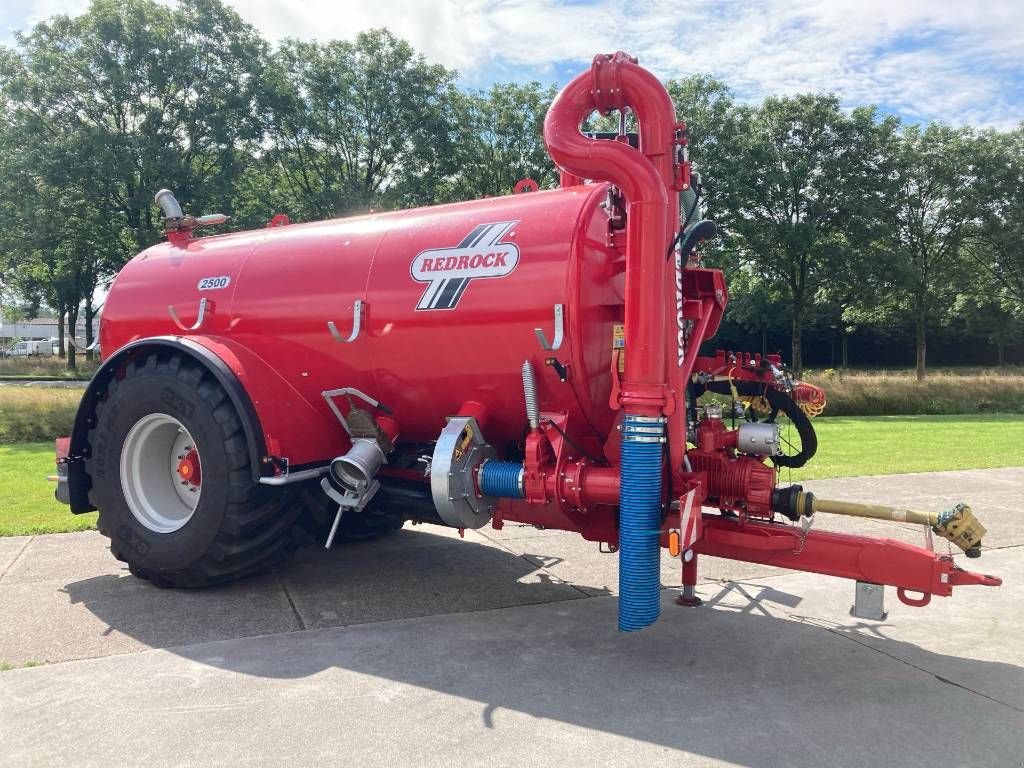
[86, 351, 304, 588]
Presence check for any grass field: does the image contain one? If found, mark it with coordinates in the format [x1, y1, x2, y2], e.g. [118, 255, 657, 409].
[0, 387, 82, 444]
[2, 414, 1022, 536]
[0, 356, 97, 380]
[3, 367, 1024, 444]
[0, 443, 97, 536]
[787, 414, 1024, 480]
[802, 368, 1024, 416]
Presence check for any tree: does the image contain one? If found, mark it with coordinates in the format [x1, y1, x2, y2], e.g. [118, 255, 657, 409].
[717, 95, 895, 374]
[967, 127, 1024, 310]
[665, 75, 740, 200]
[885, 124, 979, 380]
[1, 0, 271, 366]
[439, 82, 557, 201]
[263, 29, 456, 220]
[720, 267, 789, 357]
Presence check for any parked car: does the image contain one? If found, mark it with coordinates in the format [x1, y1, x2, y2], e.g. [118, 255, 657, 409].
[5, 339, 55, 356]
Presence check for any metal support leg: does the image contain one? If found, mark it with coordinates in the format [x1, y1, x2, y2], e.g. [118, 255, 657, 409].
[325, 507, 345, 549]
[851, 581, 887, 621]
[676, 551, 702, 606]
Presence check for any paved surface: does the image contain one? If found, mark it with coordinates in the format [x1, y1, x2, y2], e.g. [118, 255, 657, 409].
[1, 467, 1021, 766]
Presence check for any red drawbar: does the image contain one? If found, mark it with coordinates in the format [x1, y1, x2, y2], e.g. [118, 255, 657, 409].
[692, 514, 1001, 597]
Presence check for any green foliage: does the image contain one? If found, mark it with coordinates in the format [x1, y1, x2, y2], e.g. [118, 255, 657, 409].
[967, 127, 1024, 310]
[716, 94, 898, 374]
[1, 0, 271, 368]
[882, 123, 980, 380]
[440, 82, 558, 201]
[263, 29, 457, 219]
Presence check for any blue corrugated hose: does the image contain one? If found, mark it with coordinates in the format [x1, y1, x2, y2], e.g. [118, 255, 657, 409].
[618, 416, 664, 631]
[479, 460, 525, 499]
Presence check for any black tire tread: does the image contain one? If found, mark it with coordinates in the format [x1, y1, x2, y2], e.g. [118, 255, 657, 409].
[86, 350, 304, 588]
[85, 348, 407, 589]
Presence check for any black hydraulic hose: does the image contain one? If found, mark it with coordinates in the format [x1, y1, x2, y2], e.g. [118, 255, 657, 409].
[700, 380, 817, 468]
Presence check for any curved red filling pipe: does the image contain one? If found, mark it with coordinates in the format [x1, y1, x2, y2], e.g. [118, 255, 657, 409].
[543, 52, 677, 408]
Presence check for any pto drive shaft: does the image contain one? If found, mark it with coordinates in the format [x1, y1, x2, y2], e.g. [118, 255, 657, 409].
[780, 490, 987, 558]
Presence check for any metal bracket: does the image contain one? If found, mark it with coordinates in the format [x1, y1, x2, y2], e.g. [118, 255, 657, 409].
[851, 581, 887, 621]
[534, 303, 564, 351]
[321, 387, 390, 437]
[320, 477, 380, 548]
[65, 337, 101, 352]
[328, 299, 364, 343]
[258, 464, 329, 486]
[168, 297, 212, 332]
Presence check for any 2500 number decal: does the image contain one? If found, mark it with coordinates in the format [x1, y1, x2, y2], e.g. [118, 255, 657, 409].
[197, 276, 231, 291]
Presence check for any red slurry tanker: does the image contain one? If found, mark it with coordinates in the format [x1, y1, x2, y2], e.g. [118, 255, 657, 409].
[55, 52, 999, 631]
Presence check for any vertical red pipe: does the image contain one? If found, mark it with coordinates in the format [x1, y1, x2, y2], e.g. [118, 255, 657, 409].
[543, 52, 678, 415]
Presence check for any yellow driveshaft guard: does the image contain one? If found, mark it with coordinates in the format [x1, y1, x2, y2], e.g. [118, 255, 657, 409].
[792, 493, 986, 557]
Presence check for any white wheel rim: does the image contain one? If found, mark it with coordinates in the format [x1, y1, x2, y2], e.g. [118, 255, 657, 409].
[120, 413, 202, 533]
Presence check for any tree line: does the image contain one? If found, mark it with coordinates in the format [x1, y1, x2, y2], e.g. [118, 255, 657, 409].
[1, 0, 1021, 375]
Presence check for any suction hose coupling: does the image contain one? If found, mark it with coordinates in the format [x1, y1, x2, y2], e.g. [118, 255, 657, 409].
[618, 415, 666, 631]
[478, 460, 526, 499]
[522, 360, 539, 430]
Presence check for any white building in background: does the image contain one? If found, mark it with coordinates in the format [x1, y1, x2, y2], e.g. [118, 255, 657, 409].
[0, 316, 101, 346]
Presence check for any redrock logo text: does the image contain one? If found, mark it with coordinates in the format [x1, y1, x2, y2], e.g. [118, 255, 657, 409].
[411, 221, 519, 310]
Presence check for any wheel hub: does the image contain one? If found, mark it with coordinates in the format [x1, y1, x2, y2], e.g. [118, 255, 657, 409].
[176, 448, 202, 487]
[120, 413, 202, 533]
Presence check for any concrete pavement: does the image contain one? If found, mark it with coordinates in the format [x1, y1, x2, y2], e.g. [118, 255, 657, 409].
[1, 467, 1022, 766]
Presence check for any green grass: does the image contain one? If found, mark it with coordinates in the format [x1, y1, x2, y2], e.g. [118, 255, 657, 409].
[788, 414, 1024, 481]
[0, 443, 97, 536]
[0, 387, 82, 444]
[2, 415, 1022, 536]
[0, 356, 97, 379]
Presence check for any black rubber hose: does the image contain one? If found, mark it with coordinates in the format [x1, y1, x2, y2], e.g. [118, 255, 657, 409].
[699, 380, 817, 468]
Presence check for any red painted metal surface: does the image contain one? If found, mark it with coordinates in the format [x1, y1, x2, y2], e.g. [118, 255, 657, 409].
[689, 514, 1002, 597]
[90, 50, 1000, 607]
[101, 185, 624, 467]
[545, 51, 678, 415]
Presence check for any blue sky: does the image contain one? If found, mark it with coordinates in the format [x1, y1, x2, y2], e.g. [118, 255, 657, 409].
[2, 0, 1022, 129]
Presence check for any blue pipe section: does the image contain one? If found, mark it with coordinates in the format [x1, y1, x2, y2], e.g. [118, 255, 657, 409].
[618, 416, 664, 631]
[479, 460, 525, 499]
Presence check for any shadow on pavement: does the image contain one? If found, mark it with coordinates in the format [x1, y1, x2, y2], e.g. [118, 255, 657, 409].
[63, 527, 605, 648]
[59, 528, 1024, 763]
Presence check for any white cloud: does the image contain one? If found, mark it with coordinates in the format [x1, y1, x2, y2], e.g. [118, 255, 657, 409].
[4, 0, 1023, 127]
